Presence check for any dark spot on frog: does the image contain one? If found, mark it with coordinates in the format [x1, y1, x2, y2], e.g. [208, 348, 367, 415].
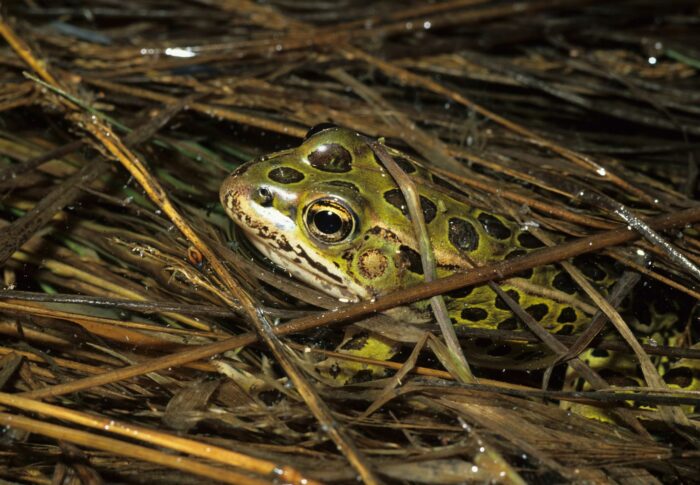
[307, 143, 352, 172]
[276, 235, 293, 252]
[517, 232, 544, 249]
[505, 249, 526, 261]
[383, 189, 437, 223]
[383, 189, 407, 215]
[556, 324, 574, 335]
[231, 162, 252, 176]
[328, 363, 341, 379]
[268, 166, 304, 184]
[552, 271, 578, 294]
[663, 367, 693, 388]
[395, 156, 416, 174]
[591, 349, 609, 358]
[448, 218, 479, 252]
[399, 245, 423, 275]
[294, 244, 343, 283]
[371, 152, 416, 174]
[438, 263, 461, 272]
[366, 225, 401, 244]
[494, 289, 520, 310]
[431, 174, 460, 192]
[305, 122, 338, 139]
[447, 286, 474, 299]
[497, 317, 518, 330]
[573, 255, 607, 281]
[525, 303, 549, 321]
[478, 213, 512, 240]
[461, 307, 488, 321]
[503, 249, 534, 279]
[350, 369, 376, 383]
[557, 307, 577, 323]
[420, 196, 437, 223]
[328, 180, 360, 192]
[599, 369, 638, 387]
[340, 331, 369, 351]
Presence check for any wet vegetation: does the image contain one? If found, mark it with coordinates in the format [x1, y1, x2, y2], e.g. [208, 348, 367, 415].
[0, 1, 699, 483]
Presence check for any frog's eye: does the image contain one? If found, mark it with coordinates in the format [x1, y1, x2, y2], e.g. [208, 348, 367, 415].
[304, 198, 356, 244]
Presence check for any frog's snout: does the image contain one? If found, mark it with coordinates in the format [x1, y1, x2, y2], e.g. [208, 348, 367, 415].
[220, 167, 251, 221]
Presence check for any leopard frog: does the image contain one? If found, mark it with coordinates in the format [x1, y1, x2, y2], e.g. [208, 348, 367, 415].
[220, 126, 694, 385]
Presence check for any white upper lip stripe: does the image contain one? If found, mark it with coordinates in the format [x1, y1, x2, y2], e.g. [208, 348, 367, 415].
[245, 232, 363, 299]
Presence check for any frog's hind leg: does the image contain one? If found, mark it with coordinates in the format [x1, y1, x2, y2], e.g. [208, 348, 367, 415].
[661, 342, 700, 416]
[314, 327, 400, 385]
[562, 286, 697, 421]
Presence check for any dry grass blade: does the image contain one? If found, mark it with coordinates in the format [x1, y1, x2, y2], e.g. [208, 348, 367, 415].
[0, 413, 271, 485]
[0, 392, 317, 485]
[371, 141, 475, 385]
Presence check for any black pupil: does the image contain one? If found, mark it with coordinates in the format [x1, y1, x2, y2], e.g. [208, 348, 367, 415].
[314, 210, 342, 234]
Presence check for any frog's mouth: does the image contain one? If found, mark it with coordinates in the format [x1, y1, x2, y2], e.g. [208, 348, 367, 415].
[243, 231, 367, 303]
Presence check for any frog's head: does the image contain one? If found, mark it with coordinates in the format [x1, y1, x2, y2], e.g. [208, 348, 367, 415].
[220, 127, 419, 301]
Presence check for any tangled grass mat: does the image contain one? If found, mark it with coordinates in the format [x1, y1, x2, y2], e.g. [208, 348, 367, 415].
[0, 1, 699, 483]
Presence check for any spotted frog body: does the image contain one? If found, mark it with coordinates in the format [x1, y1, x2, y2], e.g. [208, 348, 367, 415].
[220, 126, 687, 374]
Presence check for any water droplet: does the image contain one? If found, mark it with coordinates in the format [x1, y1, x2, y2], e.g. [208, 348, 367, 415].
[164, 47, 197, 58]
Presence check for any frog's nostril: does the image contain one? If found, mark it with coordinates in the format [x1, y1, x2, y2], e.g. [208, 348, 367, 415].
[255, 187, 274, 207]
